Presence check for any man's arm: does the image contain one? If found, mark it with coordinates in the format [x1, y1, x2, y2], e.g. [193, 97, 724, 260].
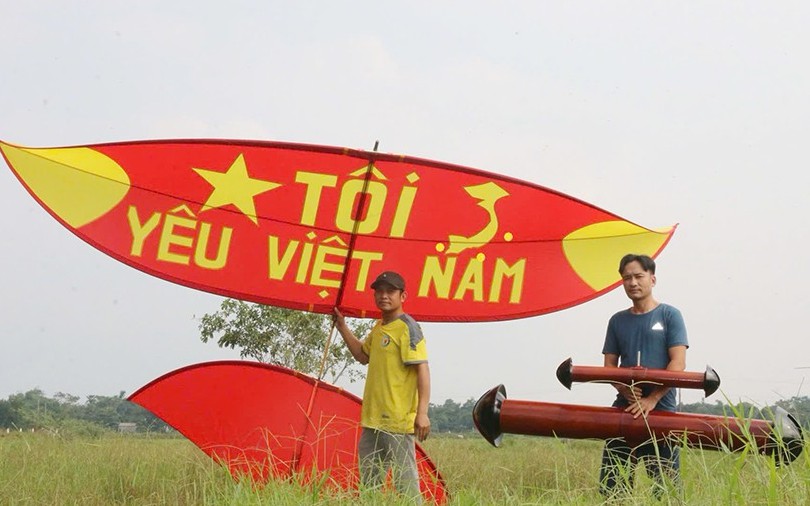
[414, 362, 431, 441]
[333, 308, 369, 365]
[626, 345, 687, 418]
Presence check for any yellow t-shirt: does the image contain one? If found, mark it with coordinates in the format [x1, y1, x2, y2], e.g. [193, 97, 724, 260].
[360, 314, 428, 433]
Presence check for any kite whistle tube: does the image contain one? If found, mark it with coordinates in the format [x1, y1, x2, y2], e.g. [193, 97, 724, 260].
[556, 358, 721, 397]
[473, 385, 804, 465]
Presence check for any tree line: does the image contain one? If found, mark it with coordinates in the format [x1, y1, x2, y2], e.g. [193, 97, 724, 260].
[2, 388, 807, 436]
[0, 389, 168, 435]
[0, 389, 477, 434]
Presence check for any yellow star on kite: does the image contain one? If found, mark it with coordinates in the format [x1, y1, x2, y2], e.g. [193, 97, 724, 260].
[193, 154, 280, 224]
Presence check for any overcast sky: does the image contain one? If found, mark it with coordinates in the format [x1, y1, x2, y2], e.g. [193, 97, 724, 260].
[2, 2, 809, 413]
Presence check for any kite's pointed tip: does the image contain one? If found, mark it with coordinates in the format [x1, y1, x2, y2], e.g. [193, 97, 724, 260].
[0, 140, 14, 155]
[660, 223, 679, 234]
[2, 143, 130, 228]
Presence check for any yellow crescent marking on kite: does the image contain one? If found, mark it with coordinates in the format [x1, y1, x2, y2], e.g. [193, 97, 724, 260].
[445, 182, 510, 255]
[562, 220, 675, 291]
[0, 142, 130, 229]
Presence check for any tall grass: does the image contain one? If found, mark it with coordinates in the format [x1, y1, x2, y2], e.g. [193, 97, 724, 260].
[0, 430, 806, 504]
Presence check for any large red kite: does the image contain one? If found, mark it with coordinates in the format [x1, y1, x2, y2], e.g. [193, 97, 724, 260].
[128, 361, 448, 503]
[1, 139, 675, 321]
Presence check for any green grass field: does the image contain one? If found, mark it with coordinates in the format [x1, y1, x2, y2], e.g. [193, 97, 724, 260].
[1, 431, 807, 505]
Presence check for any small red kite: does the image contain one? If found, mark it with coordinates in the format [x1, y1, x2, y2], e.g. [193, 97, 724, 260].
[128, 361, 448, 503]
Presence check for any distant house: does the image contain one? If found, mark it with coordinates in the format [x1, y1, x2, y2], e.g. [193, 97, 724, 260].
[118, 422, 137, 433]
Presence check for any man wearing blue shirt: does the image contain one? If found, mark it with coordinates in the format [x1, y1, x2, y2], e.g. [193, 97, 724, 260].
[599, 254, 688, 498]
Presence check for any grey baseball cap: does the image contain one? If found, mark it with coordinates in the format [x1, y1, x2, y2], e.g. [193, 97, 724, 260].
[370, 271, 406, 290]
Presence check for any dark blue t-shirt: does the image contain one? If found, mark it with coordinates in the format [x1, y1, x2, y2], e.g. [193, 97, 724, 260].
[602, 303, 688, 412]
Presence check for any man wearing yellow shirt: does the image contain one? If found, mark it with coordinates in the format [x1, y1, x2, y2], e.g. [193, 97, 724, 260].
[334, 270, 431, 501]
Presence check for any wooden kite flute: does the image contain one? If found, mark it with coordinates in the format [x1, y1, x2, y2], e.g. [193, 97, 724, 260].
[555, 357, 721, 397]
[473, 385, 804, 465]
